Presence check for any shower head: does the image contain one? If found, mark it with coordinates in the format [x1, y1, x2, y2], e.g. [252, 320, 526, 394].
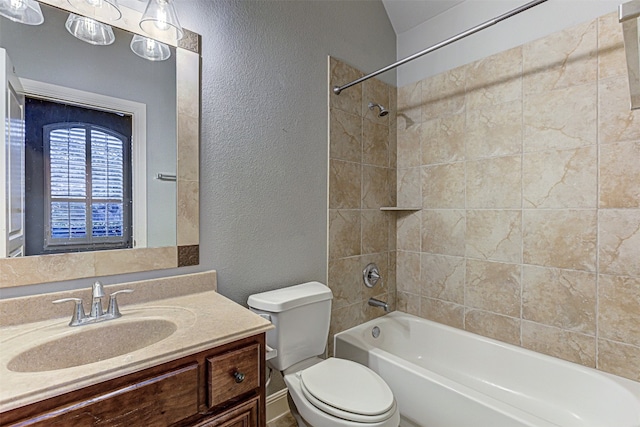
[368, 102, 389, 117]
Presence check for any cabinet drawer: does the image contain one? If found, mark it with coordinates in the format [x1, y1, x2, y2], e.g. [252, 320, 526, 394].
[9, 364, 199, 427]
[207, 343, 260, 408]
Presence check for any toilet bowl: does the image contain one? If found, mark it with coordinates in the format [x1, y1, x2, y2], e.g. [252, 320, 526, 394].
[283, 357, 400, 427]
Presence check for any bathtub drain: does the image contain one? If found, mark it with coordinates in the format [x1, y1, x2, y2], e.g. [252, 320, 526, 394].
[372, 326, 380, 338]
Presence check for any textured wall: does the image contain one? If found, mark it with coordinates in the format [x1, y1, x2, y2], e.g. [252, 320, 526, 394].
[327, 58, 397, 354]
[395, 12, 640, 382]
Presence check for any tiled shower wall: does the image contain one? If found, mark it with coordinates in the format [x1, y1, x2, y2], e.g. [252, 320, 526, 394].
[327, 58, 397, 353]
[395, 12, 640, 382]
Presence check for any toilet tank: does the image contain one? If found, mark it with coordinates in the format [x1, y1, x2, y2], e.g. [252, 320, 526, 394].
[247, 282, 332, 371]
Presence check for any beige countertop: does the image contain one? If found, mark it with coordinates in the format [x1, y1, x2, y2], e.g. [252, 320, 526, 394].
[0, 271, 273, 413]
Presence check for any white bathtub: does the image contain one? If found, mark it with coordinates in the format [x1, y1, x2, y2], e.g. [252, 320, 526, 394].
[334, 312, 640, 427]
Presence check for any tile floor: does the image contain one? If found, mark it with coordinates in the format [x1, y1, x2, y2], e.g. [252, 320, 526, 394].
[266, 412, 297, 427]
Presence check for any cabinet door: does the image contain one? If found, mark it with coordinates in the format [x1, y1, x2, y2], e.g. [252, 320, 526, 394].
[11, 364, 198, 427]
[193, 397, 259, 427]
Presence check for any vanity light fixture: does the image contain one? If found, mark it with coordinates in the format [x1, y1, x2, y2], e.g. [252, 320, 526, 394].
[67, 0, 122, 21]
[65, 13, 116, 45]
[130, 34, 171, 61]
[139, 0, 183, 41]
[0, 0, 44, 25]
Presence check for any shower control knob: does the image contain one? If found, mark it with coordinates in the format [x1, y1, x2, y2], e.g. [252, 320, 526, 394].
[233, 371, 245, 383]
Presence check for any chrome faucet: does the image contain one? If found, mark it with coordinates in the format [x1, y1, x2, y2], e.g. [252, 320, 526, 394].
[90, 281, 105, 318]
[368, 297, 390, 313]
[53, 282, 133, 326]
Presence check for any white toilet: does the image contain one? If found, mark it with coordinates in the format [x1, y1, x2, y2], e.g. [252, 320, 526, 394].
[248, 282, 400, 427]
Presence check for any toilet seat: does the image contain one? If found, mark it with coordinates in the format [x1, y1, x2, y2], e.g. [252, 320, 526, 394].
[297, 358, 396, 423]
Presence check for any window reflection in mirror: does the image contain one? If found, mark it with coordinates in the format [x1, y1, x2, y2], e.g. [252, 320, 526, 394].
[0, 1, 177, 258]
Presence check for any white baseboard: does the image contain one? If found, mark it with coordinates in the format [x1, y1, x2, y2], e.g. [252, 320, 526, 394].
[266, 388, 290, 423]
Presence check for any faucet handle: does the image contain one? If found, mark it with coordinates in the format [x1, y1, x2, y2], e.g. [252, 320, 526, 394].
[107, 289, 134, 318]
[92, 281, 105, 299]
[53, 298, 86, 326]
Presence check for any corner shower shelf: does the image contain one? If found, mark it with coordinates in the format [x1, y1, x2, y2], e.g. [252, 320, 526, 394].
[379, 207, 421, 211]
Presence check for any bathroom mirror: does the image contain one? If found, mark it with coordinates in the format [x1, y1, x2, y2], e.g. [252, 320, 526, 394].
[620, 0, 640, 109]
[0, 0, 200, 288]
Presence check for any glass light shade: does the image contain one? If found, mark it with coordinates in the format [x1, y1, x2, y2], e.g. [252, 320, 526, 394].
[139, 0, 183, 41]
[67, 0, 121, 21]
[65, 13, 115, 46]
[130, 34, 171, 61]
[0, 0, 44, 25]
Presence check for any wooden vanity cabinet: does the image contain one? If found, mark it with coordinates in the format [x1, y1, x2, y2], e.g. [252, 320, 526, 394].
[1, 334, 266, 427]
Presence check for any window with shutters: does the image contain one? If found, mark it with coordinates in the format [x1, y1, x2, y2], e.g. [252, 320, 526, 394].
[43, 123, 131, 251]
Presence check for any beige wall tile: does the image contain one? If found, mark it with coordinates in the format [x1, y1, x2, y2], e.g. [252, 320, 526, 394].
[422, 163, 465, 209]
[396, 211, 421, 252]
[466, 259, 521, 317]
[330, 57, 363, 116]
[523, 83, 597, 152]
[329, 303, 363, 347]
[328, 210, 361, 259]
[392, 14, 640, 382]
[523, 20, 597, 94]
[597, 339, 640, 382]
[599, 210, 640, 277]
[94, 247, 177, 276]
[466, 47, 522, 110]
[522, 321, 596, 367]
[1, 252, 96, 287]
[389, 93, 398, 169]
[422, 65, 466, 119]
[466, 156, 522, 208]
[523, 210, 597, 271]
[598, 12, 627, 80]
[388, 168, 397, 207]
[421, 113, 465, 165]
[599, 76, 640, 144]
[599, 274, 640, 346]
[465, 210, 522, 263]
[363, 119, 389, 167]
[361, 210, 389, 255]
[599, 141, 640, 208]
[420, 253, 464, 304]
[421, 210, 465, 256]
[329, 108, 361, 163]
[419, 297, 464, 329]
[397, 291, 420, 316]
[362, 165, 391, 209]
[363, 78, 390, 124]
[397, 81, 421, 129]
[465, 100, 522, 160]
[397, 167, 422, 207]
[397, 250, 420, 295]
[397, 123, 421, 168]
[329, 159, 361, 209]
[328, 257, 361, 309]
[523, 146, 597, 208]
[177, 180, 199, 246]
[465, 309, 521, 346]
[522, 266, 596, 334]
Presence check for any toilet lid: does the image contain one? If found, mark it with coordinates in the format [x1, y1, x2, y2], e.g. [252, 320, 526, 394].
[299, 358, 395, 419]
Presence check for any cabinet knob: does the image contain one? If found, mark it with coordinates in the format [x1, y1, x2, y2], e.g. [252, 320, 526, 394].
[233, 371, 245, 383]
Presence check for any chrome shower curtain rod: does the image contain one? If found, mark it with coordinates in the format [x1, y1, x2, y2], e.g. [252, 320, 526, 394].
[332, 0, 548, 95]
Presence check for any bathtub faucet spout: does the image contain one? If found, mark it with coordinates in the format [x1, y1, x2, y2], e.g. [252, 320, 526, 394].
[368, 298, 390, 312]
